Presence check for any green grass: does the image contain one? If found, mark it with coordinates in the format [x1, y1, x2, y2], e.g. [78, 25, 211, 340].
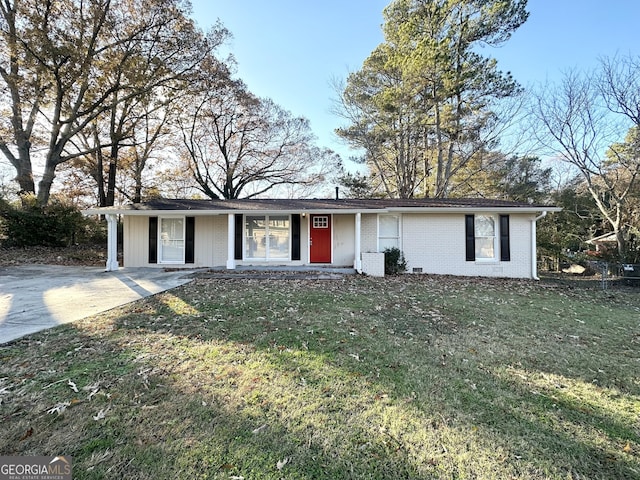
[1, 274, 639, 479]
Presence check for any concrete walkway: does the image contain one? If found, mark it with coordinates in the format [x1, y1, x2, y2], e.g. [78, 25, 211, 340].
[0, 265, 197, 345]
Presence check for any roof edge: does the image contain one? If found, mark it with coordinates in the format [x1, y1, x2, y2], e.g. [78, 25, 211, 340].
[84, 205, 561, 216]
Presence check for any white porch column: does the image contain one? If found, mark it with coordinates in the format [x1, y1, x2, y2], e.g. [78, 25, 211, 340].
[227, 213, 236, 269]
[354, 212, 362, 272]
[105, 214, 119, 271]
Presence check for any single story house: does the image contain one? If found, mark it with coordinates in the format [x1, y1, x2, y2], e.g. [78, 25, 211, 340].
[85, 198, 560, 279]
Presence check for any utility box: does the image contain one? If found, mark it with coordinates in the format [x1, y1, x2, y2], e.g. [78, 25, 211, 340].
[361, 252, 385, 277]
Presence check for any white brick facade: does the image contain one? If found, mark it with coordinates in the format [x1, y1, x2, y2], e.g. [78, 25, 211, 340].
[399, 213, 534, 278]
[119, 208, 543, 278]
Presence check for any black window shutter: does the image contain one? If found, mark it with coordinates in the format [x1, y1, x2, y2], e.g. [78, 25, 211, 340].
[465, 215, 475, 261]
[148, 217, 158, 264]
[234, 214, 243, 260]
[500, 215, 511, 262]
[291, 214, 301, 261]
[185, 216, 195, 264]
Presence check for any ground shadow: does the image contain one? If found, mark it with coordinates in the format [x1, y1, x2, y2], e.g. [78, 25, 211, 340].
[1, 274, 638, 478]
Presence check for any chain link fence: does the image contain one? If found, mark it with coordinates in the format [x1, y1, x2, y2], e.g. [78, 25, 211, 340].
[539, 257, 640, 290]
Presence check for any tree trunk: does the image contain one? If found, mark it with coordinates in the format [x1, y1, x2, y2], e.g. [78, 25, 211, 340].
[615, 228, 626, 262]
[36, 163, 57, 206]
[134, 183, 142, 204]
[1, 143, 35, 207]
[105, 156, 117, 207]
[15, 172, 35, 196]
[105, 141, 120, 207]
[133, 155, 143, 203]
[96, 150, 107, 207]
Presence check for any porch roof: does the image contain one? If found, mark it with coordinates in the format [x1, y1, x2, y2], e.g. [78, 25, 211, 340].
[84, 197, 560, 216]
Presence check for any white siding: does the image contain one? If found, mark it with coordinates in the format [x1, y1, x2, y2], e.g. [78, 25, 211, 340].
[193, 216, 228, 267]
[300, 216, 309, 263]
[333, 214, 355, 266]
[123, 216, 149, 267]
[124, 215, 228, 268]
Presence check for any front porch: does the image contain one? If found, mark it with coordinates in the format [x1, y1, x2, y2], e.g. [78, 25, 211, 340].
[114, 212, 369, 274]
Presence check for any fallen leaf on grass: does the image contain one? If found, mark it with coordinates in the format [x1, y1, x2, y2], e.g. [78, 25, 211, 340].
[252, 424, 267, 434]
[0, 383, 14, 395]
[87, 450, 112, 468]
[67, 379, 79, 393]
[19, 427, 33, 441]
[623, 442, 632, 454]
[276, 458, 289, 470]
[93, 408, 109, 421]
[47, 402, 71, 415]
[83, 382, 101, 400]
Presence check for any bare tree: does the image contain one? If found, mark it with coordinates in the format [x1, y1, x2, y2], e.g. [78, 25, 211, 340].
[180, 72, 337, 199]
[0, 0, 225, 205]
[531, 63, 640, 259]
[69, 90, 181, 205]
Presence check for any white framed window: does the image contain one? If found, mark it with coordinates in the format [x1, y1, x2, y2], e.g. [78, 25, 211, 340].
[474, 215, 498, 261]
[378, 214, 401, 251]
[245, 215, 291, 260]
[159, 217, 185, 263]
[312, 216, 329, 229]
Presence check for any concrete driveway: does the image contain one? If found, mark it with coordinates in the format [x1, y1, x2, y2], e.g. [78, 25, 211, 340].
[0, 265, 197, 345]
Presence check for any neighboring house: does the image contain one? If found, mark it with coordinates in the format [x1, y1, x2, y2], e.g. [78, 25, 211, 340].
[585, 231, 618, 256]
[85, 198, 560, 279]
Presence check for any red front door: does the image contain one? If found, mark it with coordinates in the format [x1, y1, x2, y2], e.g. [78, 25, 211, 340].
[310, 214, 332, 263]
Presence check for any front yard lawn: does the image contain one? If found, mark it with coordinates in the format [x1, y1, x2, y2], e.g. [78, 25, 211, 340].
[1, 274, 639, 479]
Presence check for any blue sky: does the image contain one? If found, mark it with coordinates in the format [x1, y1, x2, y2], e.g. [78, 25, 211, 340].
[189, 0, 640, 163]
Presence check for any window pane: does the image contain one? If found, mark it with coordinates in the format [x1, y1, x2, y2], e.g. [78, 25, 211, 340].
[244, 215, 290, 260]
[475, 237, 495, 259]
[313, 216, 328, 228]
[245, 216, 266, 259]
[379, 215, 399, 237]
[160, 218, 184, 262]
[268, 216, 290, 259]
[475, 216, 495, 237]
[379, 237, 399, 251]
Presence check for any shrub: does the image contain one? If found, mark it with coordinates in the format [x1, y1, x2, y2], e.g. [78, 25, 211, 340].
[0, 195, 105, 247]
[383, 247, 407, 275]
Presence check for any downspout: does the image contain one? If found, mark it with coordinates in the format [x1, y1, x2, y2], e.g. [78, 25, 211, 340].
[354, 212, 362, 273]
[531, 211, 547, 280]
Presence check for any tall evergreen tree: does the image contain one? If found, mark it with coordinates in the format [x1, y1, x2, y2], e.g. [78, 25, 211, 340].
[336, 0, 528, 198]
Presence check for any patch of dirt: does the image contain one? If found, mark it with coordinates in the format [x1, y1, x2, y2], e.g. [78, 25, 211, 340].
[0, 244, 110, 267]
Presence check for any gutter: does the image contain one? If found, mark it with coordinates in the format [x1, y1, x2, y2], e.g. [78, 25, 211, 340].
[531, 211, 547, 280]
[83, 206, 562, 217]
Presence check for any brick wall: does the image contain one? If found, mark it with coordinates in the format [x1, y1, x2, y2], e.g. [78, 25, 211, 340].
[402, 213, 534, 278]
